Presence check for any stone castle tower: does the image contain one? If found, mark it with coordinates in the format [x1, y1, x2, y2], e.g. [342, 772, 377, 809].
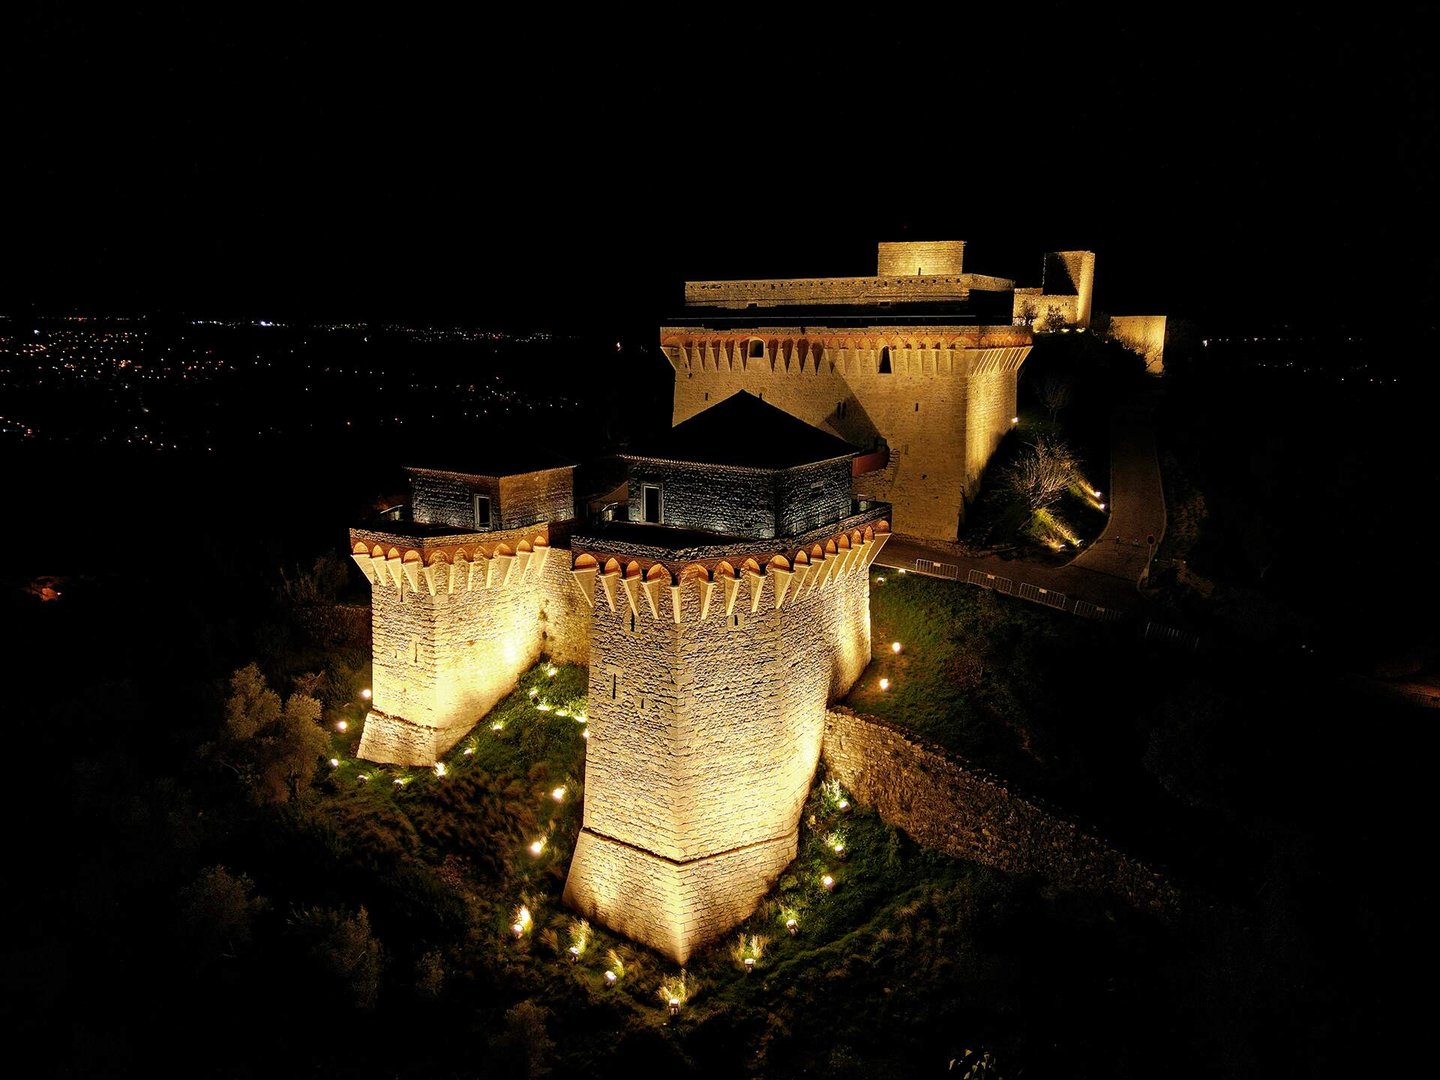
[348, 240, 1113, 961]
[664, 240, 1093, 540]
[561, 393, 888, 961]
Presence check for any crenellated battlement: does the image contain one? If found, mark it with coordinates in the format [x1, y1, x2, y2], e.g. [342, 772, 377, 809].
[349, 524, 553, 598]
[683, 273, 1015, 309]
[567, 517, 890, 624]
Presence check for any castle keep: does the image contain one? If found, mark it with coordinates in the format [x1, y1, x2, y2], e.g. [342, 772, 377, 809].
[664, 240, 1090, 540]
[348, 240, 1148, 962]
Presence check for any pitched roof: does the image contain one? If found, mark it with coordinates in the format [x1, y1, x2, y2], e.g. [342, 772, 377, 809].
[624, 391, 858, 470]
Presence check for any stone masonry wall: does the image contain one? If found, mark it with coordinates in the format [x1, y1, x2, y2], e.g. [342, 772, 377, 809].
[498, 467, 576, 528]
[565, 548, 872, 961]
[821, 708, 1180, 913]
[626, 458, 853, 540]
[409, 468, 501, 530]
[408, 466, 574, 531]
[665, 338, 1030, 541]
[876, 240, 966, 277]
[355, 533, 591, 766]
[361, 561, 547, 765]
[1107, 315, 1168, 375]
[774, 459, 853, 537]
[626, 460, 777, 538]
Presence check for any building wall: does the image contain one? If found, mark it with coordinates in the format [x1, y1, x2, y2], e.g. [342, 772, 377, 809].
[626, 460, 777, 538]
[1107, 315, 1168, 375]
[663, 332, 1029, 540]
[625, 458, 852, 540]
[498, 467, 576, 528]
[408, 466, 574, 531]
[351, 524, 591, 766]
[682, 273, 1014, 309]
[409, 468, 502, 530]
[821, 708, 1181, 913]
[876, 240, 965, 277]
[564, 544, 873, 961]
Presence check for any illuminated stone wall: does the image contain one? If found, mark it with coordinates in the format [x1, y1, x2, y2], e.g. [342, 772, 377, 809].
[1107, 315, 1168, 375]
[821, 708, 1180, 913]
[498, 467, 576, 528]
[876, 240, 966, 278]
[350, 524, 588, 766]
[1014, 251, 1096, 329]
[564, 529, 879, 962]
[408, 466, 573, 531]
[683, 273, 1015, 309]
[624, 458, 853, 539]
[662, 332, 1030, 540]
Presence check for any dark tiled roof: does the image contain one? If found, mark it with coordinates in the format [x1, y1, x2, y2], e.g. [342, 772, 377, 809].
[624, 391, 858, 470]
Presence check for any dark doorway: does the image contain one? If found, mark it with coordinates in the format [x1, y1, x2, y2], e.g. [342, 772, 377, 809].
[643, 485, 662, 524]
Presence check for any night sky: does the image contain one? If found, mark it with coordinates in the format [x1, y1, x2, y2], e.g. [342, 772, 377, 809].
[4, 8, 1435, 328]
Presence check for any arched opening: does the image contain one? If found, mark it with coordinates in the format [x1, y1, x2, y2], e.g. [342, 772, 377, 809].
[878, 347, 893, 374]
[748, 338, 765, 360]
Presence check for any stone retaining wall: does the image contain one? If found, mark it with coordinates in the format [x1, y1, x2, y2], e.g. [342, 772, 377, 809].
[821, 707, 1180, 914]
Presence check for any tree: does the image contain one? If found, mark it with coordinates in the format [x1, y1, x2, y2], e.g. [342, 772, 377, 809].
[1016, 298, 1038, 328]
[1043, 303, 1069, 332]
[1003, 435, 1077, 513]
[221, 663, 329, 803]
[294, 904, 385, 1010]
[177, 865, 268, 966]
[1035, 374, 1074, 421]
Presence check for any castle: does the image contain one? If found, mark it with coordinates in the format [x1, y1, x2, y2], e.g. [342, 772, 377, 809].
[348, 241, 1154, 961]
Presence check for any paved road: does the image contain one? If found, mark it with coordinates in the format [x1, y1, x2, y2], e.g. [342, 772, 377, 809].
[1067, 408, 1166, 584]
[875, 406, 1167, 616]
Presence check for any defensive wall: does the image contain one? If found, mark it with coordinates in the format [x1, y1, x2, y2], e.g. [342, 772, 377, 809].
[1107, 314, 1168, 375]
[821, 707, 1181, 914]
[348, 521, 590, 765]
[684, 273, 1016, 309]
[563, 517, 890, 962]
[661, 328, 1029, 541]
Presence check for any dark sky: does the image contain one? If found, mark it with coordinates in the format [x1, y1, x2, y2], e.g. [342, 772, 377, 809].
[4, 7, 1435, 328]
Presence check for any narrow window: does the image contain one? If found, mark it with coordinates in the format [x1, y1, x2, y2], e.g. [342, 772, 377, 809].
[629, 613, 636, 633]
[879, 347, 893, 374]
[643, 484, 662, 524]
[473, 494, 491, 529]
[915, 402, 920, 412]
[611, 674, 617, 699]
[748, 339, 764, 359]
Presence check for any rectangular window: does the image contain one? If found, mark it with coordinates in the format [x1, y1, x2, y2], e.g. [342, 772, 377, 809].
[473, 494, 492, 529]
[642, 484, 662, 524]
